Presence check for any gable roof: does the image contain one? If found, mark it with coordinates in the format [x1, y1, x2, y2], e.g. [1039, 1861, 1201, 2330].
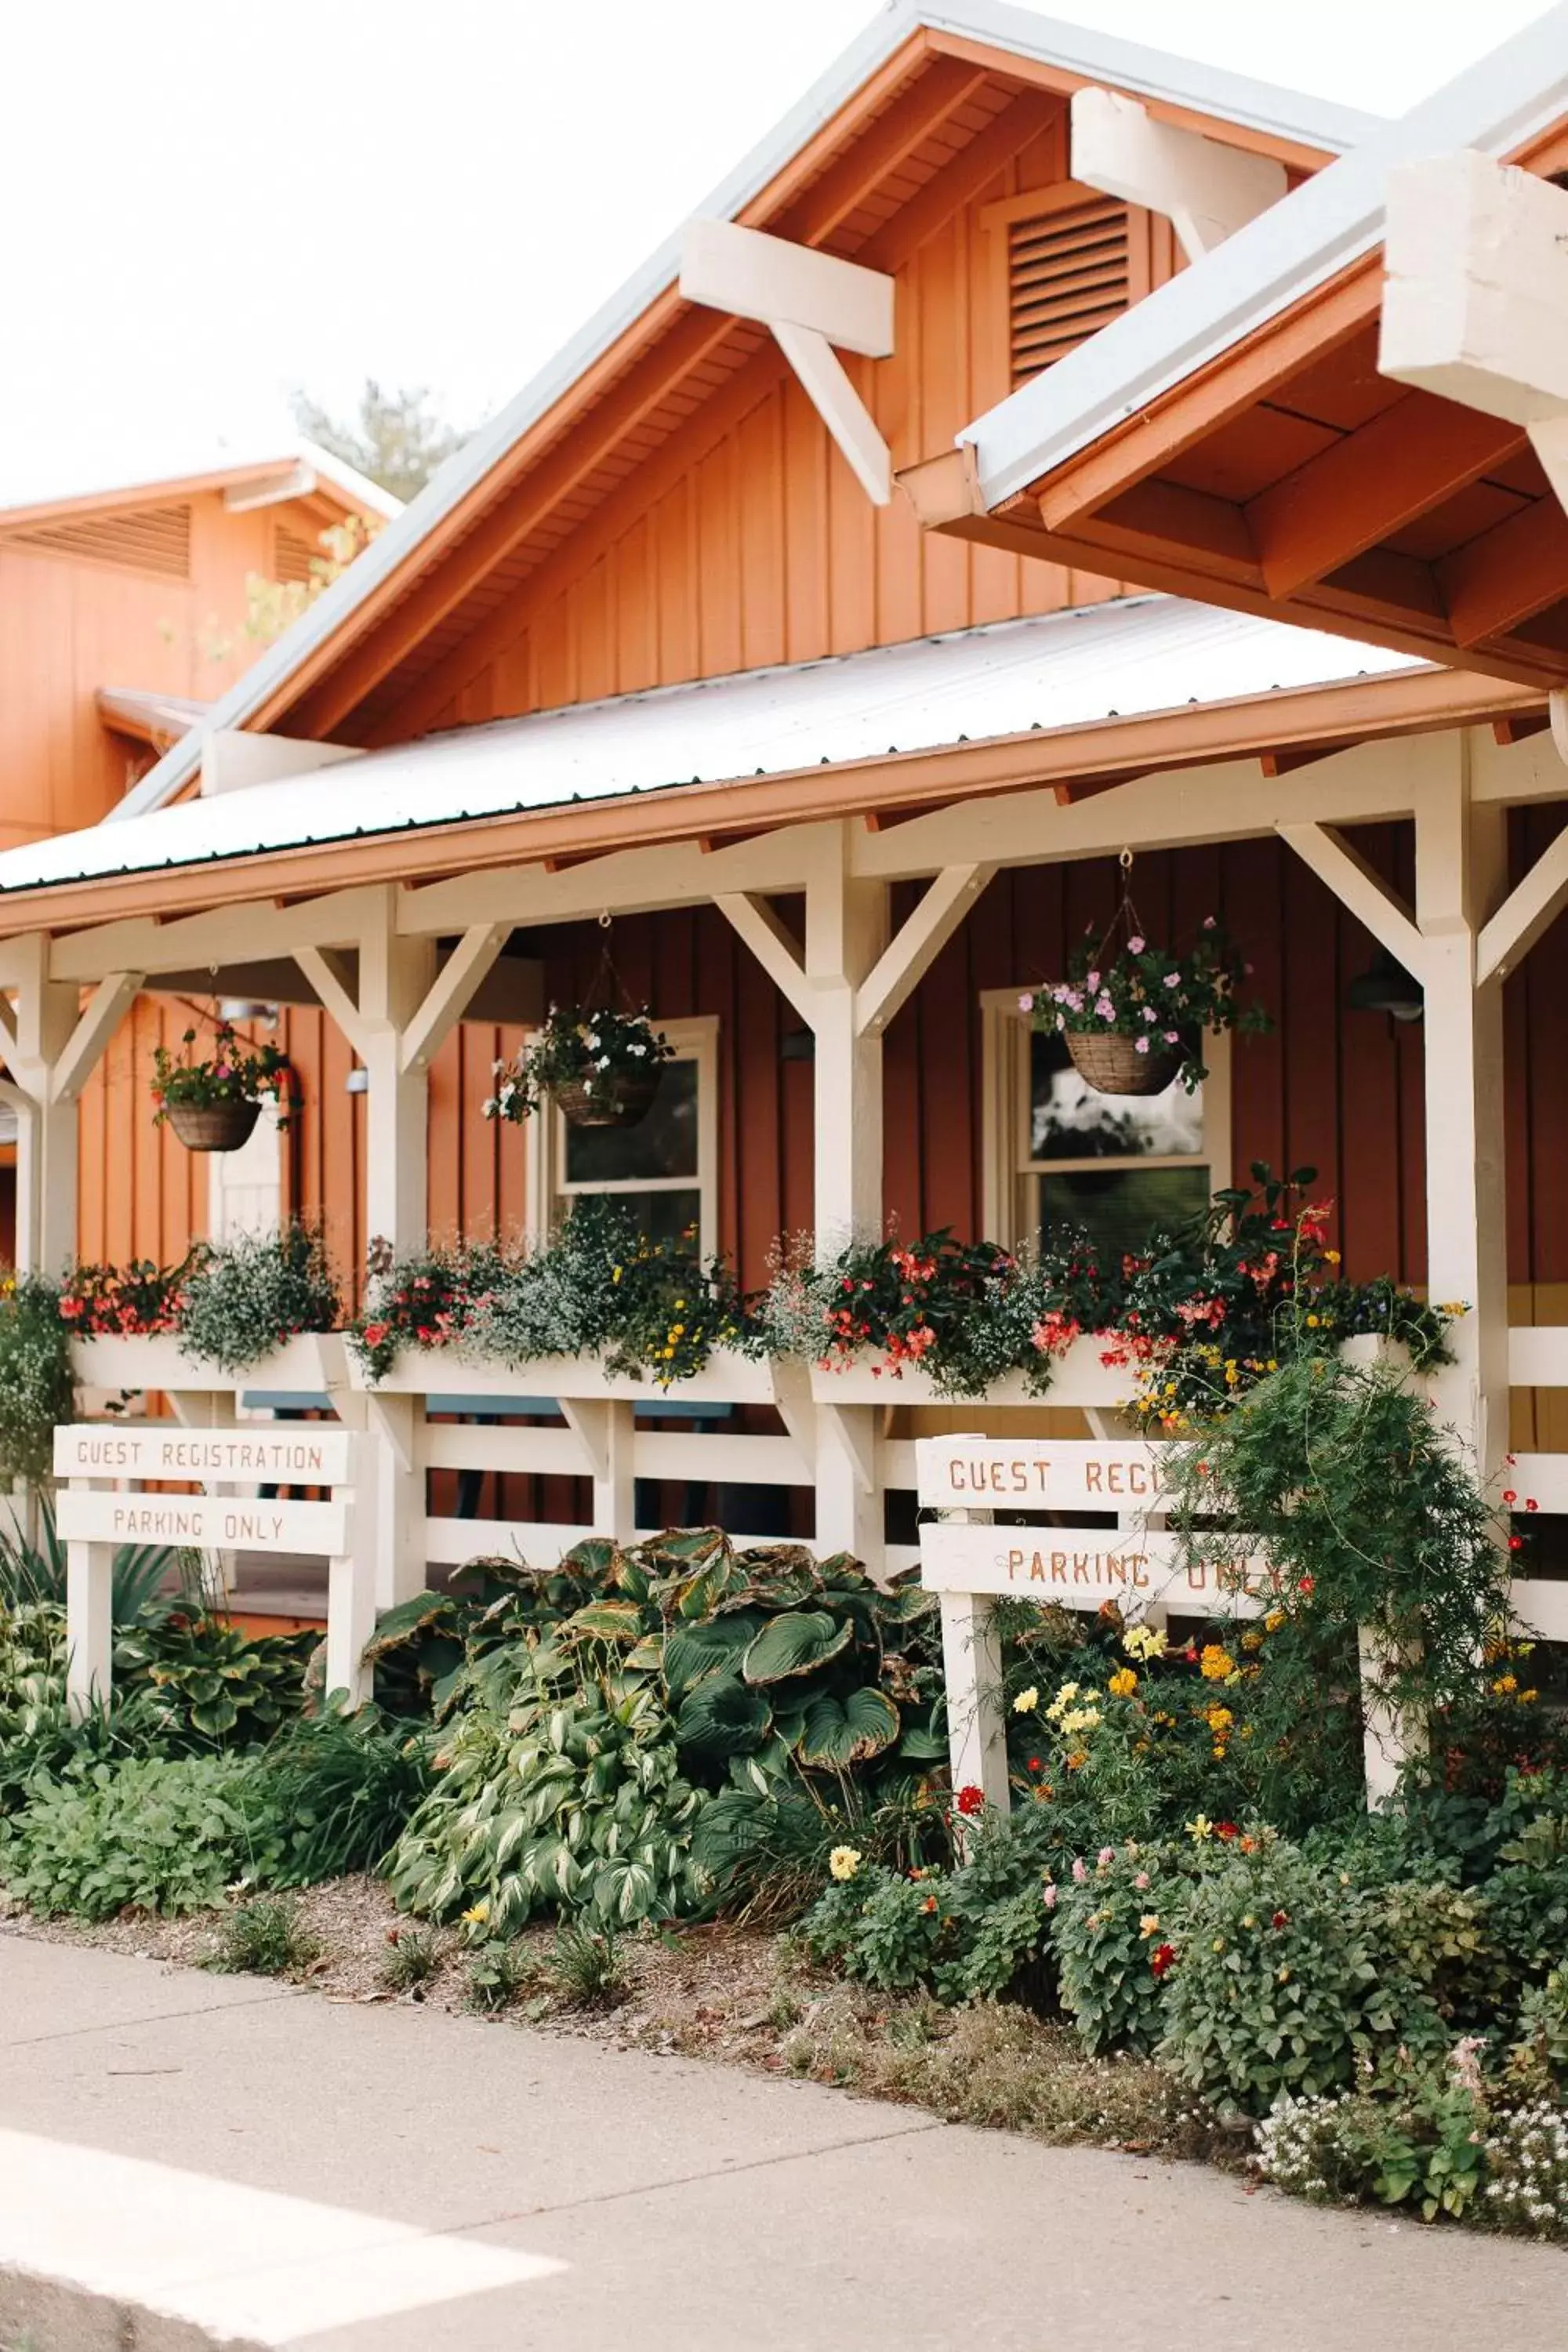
[0, 442, 401, 530]
[914, 5, 1568, 691]
[111, 3, 1379, 826]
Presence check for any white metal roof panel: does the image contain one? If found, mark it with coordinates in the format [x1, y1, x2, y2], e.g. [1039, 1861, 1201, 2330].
[109, 4, 1380, 827]
[0, 597, 1417, 898]
[962, 3, 1568, 510]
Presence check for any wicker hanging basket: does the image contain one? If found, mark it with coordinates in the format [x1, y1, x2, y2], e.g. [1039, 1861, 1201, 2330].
[553, 1067, 664, 1129]
[165, 1098, 264, 1153]
[1065, 1030, 1184, 1099]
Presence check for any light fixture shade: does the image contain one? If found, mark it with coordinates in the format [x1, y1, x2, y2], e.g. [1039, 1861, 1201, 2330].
[345, 1066, 370, 1094]
[1347, 947, 1424, 1022]
[218, 998, 279, 1027]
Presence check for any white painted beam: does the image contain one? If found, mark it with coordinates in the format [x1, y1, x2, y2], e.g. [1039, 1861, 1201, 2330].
[1477, 825, 1568, 982]
[713, 892, 815, 1023]
[680, 218, 894, 357]
[49, 971, 143, 1105]
[1381, 150, 1568, 431]
[199, 729, 365, 798]
[855, 864, 994, 1036]
[223, 461, 318, 514]
[1277, 822, 1428, 975]
[1071, 87, 1286, 260]
[771, 323, 891, 504]
[294, 945, 367, 1053]
[398, 923, 510, 1073]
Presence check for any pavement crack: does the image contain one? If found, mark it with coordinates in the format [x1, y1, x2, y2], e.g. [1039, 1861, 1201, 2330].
[450, 2114, 949, 2233]
[0, 1986, 304, 2050]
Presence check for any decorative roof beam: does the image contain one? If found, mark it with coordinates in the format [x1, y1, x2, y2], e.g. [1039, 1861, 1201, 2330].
[223, 463, 318, 514]
[200, 728, 364, 798]
[680, 220, 894, 503]
[1070, 86, 1286, 261]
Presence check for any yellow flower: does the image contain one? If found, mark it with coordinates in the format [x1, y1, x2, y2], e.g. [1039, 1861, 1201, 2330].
[1205, 1705, 1234, 1733]
[1324, 1250, 1341, 1265]
[1277, 1965, 1292, 1983]
[1521, 1688, 1540, 1704]
[1305, 1313, 1319, 1329]
[1242, 1914, 1256, 1929]
[1138, 1913, 1160, 1939]
[1212, 1936, 1226, 1953]
[462, 1900, 490, 1927]
[1265, 1609, 1286, 1634]
[1199, 1645, 1235, 1682]
[612, 1265, 622, 1283]
[1124, 1624, 1168, 1663]
[829, 1845, 862, 1882]
[1212, 1744, 1228, 1761]
[1187, 1815, 1214, 1842]
[1107, 1668, 1138, 1699]
[1012, 1686, 1040, 1715]
[1241, 1631, 1263, 1653]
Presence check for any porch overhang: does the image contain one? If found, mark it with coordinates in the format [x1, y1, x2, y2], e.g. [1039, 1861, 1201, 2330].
[916, 6, 1568, 692]
[0, 600, 1534, 937]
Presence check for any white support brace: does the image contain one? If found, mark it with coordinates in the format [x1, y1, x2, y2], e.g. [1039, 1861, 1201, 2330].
[855, 865, 994, 1036]
[294, 946, 367, 1055]
[1478, 826, 1568, 982]
[711, 894, 815, 1023]
[49, 971, 144, 1105]
[681, 218, 894, 505]
[1071, 87, 1286, 260]
[198, 729, 365, 799]
[1278, 822, 1428, 978]
[1381, 150, 1568, 510]
[399, 924, 511, 1073]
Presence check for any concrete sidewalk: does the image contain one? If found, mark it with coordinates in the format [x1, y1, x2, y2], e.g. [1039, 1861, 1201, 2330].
[0, 1933, 1559, 2351]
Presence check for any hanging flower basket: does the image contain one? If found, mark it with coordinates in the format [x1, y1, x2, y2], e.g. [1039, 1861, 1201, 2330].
[1064, 1029, 1185, 1098]
[1022, 859, 1270, 1099]
[552, 1067, 665, 1129]
[165, 1098, 264, 1153]
[151, 1021, 292, 1153]
[485, 1002, 674, 1129]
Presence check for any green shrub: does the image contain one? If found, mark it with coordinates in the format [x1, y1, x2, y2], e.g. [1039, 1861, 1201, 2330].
[379, 1926, 440, 1994]
[0, 1279, 74, 1487]
[255, 1708, 430, 1886]
[0, 1753, 273, 1918]
[1052, 1842, 1180, 2056]
[206, 1896, 320, 1976]
[1258, 2073, 1490, 2224]
[0, 1680, 176, 1818]
[175, 1223, 339, 1372]
[1156, 1840, 1394, 2112]
[1481, 2103, 1568, 2238]
[116, 1614, 314, 1746]
[548, 1919, 627, 2009]
[1508, 1971, 1568, 2101]
[0, 1505, 180, 1625]
[800, 1864, 948, 1994]
[465, 1940, 533, 2015]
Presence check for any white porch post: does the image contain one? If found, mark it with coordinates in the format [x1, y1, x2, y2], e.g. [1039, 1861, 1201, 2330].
[3, 935, 95, 1278]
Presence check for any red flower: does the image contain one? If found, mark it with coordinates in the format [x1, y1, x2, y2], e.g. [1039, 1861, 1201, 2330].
[1526, 1497, 1540, 1513]
[1502, 1489, 1518, 1505]
[362, 1322, 389, 1348]
[956, 1784, 986, 1817]
[921, 1894, 938, 1915]
[1149, 1942, 1176, 1980]
[1272, 1909, 1290, 1929]
[1508, 1535, 1523, 1552]
[1027, 1757, 1043, 1773]
[1214, 1821, 1240, 1841]
[1298, 1576, 1315, 1596]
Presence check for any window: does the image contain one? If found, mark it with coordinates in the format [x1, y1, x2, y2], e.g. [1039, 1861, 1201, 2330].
[981, 993, 1229, 1259]
[982, 183, 1133, 389]
[527, 1016, 718, 1252]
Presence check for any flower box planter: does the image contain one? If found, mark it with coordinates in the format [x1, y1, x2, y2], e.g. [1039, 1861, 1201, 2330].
[71, 1331, 349, 1398]
[347, 1344, 786, 1409]
[808, 1335, 1137, 1410]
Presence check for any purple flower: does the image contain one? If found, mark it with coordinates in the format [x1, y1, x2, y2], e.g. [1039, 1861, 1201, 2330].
[1127, 935, 1145, 955]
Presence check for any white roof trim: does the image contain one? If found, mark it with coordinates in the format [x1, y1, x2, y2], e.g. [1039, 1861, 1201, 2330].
[0, 597, 1417, 900]
[0, 441, 401, 527]
[111, 2, 1379, 828]
[960, 2, 1568, 513]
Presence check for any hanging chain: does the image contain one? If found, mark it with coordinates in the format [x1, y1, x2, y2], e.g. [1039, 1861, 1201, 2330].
[1090, 848, 1148, 967]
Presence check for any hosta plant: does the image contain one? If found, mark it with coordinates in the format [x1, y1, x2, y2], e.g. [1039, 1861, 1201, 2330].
[115, 1614, 314, 1746]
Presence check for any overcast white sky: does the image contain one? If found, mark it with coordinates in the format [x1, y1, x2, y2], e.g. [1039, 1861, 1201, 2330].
[1, 0, 1554, 502]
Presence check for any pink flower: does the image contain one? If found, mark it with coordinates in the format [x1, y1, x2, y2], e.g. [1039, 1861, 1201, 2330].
[1127, 935, 1145, 954]
[1043, 1883, 1058, 1910]
[1202, 914, 1217, 929]
[1071, 1857, 1087, 1884]
[1098, 1846, 1115, 1867]
[1163, 973, 1180, 988]
[1134, 1036, 1150, 1054]
[1163, 1030, 1179, 1044]
[1085, 971, 1100, 991]
[1134, 1871, 1150, 1890]
[1018, 993, 1035, 1013]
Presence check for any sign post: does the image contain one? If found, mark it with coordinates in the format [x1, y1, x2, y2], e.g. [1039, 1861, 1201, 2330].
[54, 1423, 367, 1719]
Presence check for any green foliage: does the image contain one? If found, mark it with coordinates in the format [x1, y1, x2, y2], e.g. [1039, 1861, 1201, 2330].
[1259, 2072, 1490, 2224]
[114, 1615, 314, 1745]
[800, 1865, 949, 1993]
[1053, 1843, 1180, 2056]
[0, 1279, 74, 1486]
[1508, 1971, 1568, 2101]
[548, 1919, 627, 2009]
[206, 1896, 320, 1977]
[0, 1752, 272, 1918]
[484, 1005, 674, 1123]
[60, 1254, 194, 1335]
[251, 1707, 430, 1886]
[465, 1940, 533, 2014]
[378, 1926, 440, 1993]
[151, 1022, 291, 1123]
[175, 1223, 340, 1372]
[293, 379, 470, 502]
[1156, 1839, 1394, 2113]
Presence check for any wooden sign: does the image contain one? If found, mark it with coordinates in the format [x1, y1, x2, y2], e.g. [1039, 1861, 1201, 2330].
[915, 1434, 1169, 1513]
[56, 1489, 349, 1558]
[919, 1519, 1265, 1615]
[53, 1422, 353, 1486]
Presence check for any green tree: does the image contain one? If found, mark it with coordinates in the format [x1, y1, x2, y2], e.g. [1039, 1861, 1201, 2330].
[291, 379, 470, 502]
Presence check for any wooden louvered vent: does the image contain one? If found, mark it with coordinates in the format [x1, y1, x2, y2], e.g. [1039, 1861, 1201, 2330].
[1008, 195, 1131, 385]
[274, 524, 318, 586]
[9, 503, 192, 578]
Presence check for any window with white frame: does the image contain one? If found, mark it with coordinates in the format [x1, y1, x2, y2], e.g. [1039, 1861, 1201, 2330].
[981, 992, 1229, 1261]
[528, 1016, 718, 1253]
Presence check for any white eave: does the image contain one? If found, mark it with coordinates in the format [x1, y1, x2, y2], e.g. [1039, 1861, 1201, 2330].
[0, 597, 1417, 898]
[111, 2, 1381, 829]
[960, 2, 1568, 514]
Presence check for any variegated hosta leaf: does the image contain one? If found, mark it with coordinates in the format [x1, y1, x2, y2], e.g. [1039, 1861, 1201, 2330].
[741, 1610, 852, 1686]
[673, 1674, 772, 1762]
[662, 1611, 764, 1700]
[793, 1685, 901, 1768]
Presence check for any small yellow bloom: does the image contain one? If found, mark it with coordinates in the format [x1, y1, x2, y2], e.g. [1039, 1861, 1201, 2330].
[1138, 1913, 1160, 1939]
[1212, 1936, 1226, 1953]
[1107, 1668, 1138, 1699]
[1265, 1609, 1286, 1634]
[829, 1845, 862, 1882]
[1187, 1814, 1214, 1842]
[462, 1900, 490, 1927]
[1124, 1624, 1168, 1663]
[1012, 1685, 1040, 1715]
[1199, 1645, 1235, 1682]
[1205, 1705, 1234, 1733]
[1324, 1250, 1341, 1266]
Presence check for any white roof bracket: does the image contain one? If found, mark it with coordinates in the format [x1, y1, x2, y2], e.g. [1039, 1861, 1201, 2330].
[1069, 86, 1287, 260]
[681, 218, 893, 504]
[199, 728, 366, 798]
